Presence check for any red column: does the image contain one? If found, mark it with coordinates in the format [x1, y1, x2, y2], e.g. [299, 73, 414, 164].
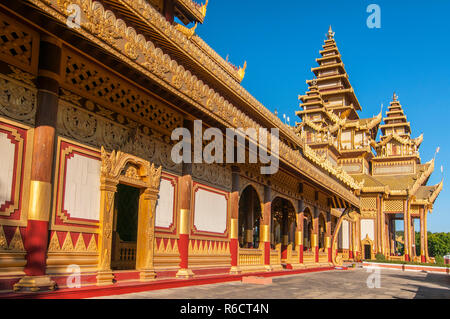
[14, 36, 61, 292]
[313, 207, 319, 263]
[176, 174, 194, 278]
[229, 167, 240, 274]
[281, 205, 289, 260]
[326, 213, 332, 263]
[420, 207, 426, 263]
[262, 185, 271, 269]
[403, 199, 410, 262]
[297, 200, 304, 264]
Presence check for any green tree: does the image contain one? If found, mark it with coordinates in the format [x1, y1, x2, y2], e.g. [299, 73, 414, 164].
[427, 232, 450, 257]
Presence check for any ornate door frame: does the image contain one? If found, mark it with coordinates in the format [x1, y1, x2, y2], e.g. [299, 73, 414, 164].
[96, 147, 161, 285]
[361, 234, 374, 260]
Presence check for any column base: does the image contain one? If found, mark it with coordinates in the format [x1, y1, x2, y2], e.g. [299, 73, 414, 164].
[96, 270, 114, 286]
[176, 268, 194, 279]
[139, 269, 157, 281]
[229, 266, 242, 274]
[269, 264, 283, 271]
[289, 263, 306, 270]
[13, 275, 56, 292]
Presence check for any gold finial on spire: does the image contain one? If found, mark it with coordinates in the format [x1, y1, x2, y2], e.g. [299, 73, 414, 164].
[393, 92, 398, 101]
[238, 61, 247, 81]
[200, 0, 209, 17]
[327, 25, 335, 40]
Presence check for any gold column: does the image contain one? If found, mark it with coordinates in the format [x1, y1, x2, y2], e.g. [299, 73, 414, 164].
[96, 180, 117, 286]
[136, 189, 158, 281]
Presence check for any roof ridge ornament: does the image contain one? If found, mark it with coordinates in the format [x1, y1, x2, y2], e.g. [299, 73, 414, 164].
[200, 0, 209, 17]
[175, 22, 198, 39]
[238, 61, 247, 81]
[327, 25, 335, 40]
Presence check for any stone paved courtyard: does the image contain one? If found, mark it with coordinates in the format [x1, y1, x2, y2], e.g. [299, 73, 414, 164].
[94, 268, 450, 299]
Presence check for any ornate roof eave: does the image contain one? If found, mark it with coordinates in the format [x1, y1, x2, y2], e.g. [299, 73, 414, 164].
[316, 54, 342, 63]
[306, 73, 349, 86]
[320, 89, 362, 111]
[311, 62, 345, 74]
[429, 180, 443, 204]
[414, 133, 424, 147]
[361, 185, 390, 194]
[33, 0, 363, 205]
[302, 118, 323, 132]
[342, 112, 382, 131]
[107, 0, 245, 84]
[375, 132, 411, 147]
[409, 159, 435, 196]
[303, 144, 363, 190]
[175, 0, 207, 24]
[380, 122, 411, 130]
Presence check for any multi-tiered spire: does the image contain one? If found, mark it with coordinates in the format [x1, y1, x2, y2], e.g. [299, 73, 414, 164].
[379, 93, 411, 138]
[295, 27, 380, 174]
[308, 26, 361, 120]
[371, 93, 422, 160]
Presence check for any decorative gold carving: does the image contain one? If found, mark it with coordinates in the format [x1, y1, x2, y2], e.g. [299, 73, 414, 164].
[0, 73, 36, 125]
[238, 61, 247, 81]
[0, 11, 39, 73]
[192, 163, 232, 191]
[57, 100, 181, 173]
[7, 227, 25, 252]
[175, 22, 197, 40]
[384, 200, 404, 213]
[361, 197, 377, 211]
[62, 50, 182, 135]
[0, 226, 25, 251]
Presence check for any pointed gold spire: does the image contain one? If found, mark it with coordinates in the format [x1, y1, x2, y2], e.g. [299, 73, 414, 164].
[327, 25, 335, 40]
[393, 92, 398, 102]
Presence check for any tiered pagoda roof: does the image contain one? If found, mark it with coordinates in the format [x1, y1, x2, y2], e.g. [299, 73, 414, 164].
[371, 94, 422, 161]
[379, 93, 411, 137]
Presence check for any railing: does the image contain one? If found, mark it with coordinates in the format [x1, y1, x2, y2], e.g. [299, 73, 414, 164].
[303, 251, 315, 264]
[112, 236, 137, 270]
[270, 244, 281, 265]
[238, 247, 264, 266]
[319, 252, 328, 263]
[284, 244, 299, 265]
[387, 255, 405, 262]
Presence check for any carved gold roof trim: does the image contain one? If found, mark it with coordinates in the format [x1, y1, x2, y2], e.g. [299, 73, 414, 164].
[429, 180, 443, 204]
[32, 0, 360, 204]
[409, 159, 435, 196]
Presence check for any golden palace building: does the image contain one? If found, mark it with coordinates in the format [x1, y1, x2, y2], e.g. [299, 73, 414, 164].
[0, 1, 442, 292]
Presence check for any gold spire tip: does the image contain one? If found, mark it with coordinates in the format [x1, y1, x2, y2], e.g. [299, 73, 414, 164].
[327, 25, 335, 40]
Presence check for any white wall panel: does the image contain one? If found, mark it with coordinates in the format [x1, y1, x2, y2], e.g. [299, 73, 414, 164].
[194, 188, 227, 234]
[360, 219, 375, 241]
[155, 178, 175, 228]
[63, 153, 101, 220]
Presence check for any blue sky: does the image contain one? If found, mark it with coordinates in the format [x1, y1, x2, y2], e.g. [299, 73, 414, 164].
[189, 0, 449, 232]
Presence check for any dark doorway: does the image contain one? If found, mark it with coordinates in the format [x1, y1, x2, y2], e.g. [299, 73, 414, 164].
[111, 184, 140, 270]
[364, 244, 371, 260]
